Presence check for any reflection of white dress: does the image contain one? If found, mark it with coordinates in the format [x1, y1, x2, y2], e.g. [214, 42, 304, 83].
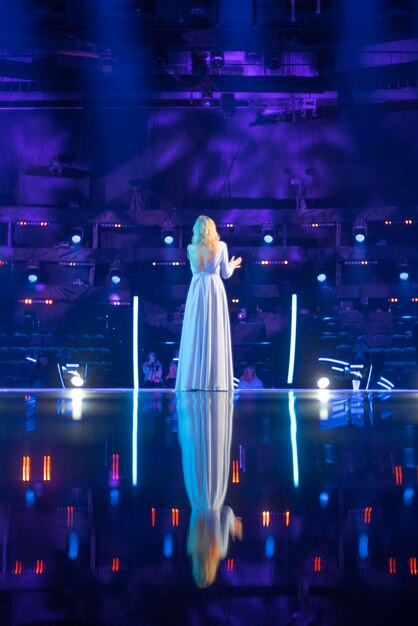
[176, 241, 235, 391]
[177, 392, 235, 558]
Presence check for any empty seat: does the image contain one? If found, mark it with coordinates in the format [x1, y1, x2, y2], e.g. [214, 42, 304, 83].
[89, 334, 106, 347]
[320, 335, 338, 351]
[44, 333, 59, 346]
[9, 347, 28, 360]
[385, 347, 402, 362]
[402, 347, 416, 362]
[335, 344, 353, 361]
[372, 334, 388, 348]
[399, 368, 417, 389]
[29, 333, 44, 347]
[390, 334, 408, 348]
[76, 334, 91, 347]
[338, 331, 354, 346]
[10, 333, 28, 347]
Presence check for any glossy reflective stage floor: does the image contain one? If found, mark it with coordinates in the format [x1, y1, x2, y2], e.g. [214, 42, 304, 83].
[0, 388, 417, 626]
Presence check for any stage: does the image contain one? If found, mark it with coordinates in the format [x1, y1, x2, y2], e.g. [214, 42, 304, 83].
[0, 387, 416, 625]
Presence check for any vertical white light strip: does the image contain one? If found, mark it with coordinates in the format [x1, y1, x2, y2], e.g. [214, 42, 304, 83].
[133, 296, 139, 391]
[365, 364, 373, 391]
[287, 293, 298, 384]
[132, 391, 138, 486]
[288, 391, 299, 488]
[132, 296, 139, 486]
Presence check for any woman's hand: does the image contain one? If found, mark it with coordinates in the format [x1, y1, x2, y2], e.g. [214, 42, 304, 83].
[232, 517, 243, 541]
[231, 256, 242, 269]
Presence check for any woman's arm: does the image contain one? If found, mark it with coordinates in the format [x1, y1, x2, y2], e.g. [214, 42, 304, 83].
[220, 242, 242, 279]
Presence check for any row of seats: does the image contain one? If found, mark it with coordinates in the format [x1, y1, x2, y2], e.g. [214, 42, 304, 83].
[0, 361, 115, 388]
[332, 345, 416, 362]
[321, 333, 415, 349]
[0, 347, 111, 361]
[0, 333, 108, 348]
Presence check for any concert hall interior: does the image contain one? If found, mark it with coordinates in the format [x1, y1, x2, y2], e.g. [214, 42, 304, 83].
[0, 0, 417, 624]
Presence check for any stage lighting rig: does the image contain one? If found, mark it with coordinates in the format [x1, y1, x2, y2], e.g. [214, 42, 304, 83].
[398, 257, 410, 281]
[110, 262, 123, 286]
[70, 227, 83, 246]
[210, 50, 224, 69]
[162, 226, 175, 246]
[353, 220, 367, 243]
[262, 225, 275, 245]
[26, 261, 40, 284]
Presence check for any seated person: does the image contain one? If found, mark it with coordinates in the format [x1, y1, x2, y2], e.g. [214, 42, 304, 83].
[237, 365, 264, 390]
[164, 359, 178, 388]
[143, 351, 163, 387]
[29, 351, 52, 388]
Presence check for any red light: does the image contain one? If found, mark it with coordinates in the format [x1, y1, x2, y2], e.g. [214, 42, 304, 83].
[111, 557, 120, 572]
[405, 219, 413, 225]
[22, 456, 31, 482]
[384, 220, 392, 225]
[171, 508, 179, 527]
[314, 556, 322, 572]
[232, 460, 240, 483]
[262, 511, 271, 527]
[388, 557, 396, 574]
[111, 453, 119, 482]
[35, 559, 44, 575]
[394, 465, 403, 486]
[151, 507, 156, 527]
[67, 506, 74, 527]
[363, 507, 372, 524]
[227, 557, 235, 571]
[284, 510, 290, 527]
[409, 557, 417, 575]
[43, 455, 51, 481]
[13, 560, 22, 575]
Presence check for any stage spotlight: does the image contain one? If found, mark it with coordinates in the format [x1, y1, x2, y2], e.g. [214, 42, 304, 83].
[262, 226, 275, 244]
[71, 374, 84, 387]
[353, 221, 367, 243]
[316, 270, 327, 283]
[163, 228, 175, 246]
[70, 228, 83, 246]
[210, 50, 224, 69]
[201, 91, 213, 107]
[317, 376, 330, 389]
[398, 258, 410, 281]
[27, 262, 40, 284]
[110, 267, 122, 286]
[58, 362, 87, 389]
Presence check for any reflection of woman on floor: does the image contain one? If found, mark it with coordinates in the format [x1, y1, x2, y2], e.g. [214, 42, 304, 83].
[177, 391, 242, 588]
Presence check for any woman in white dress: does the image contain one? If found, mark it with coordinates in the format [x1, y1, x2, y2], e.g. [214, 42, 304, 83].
[175, 216, 242, 391]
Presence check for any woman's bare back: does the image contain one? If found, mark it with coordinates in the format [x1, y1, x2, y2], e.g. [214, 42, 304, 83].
[188, 243, 220, 272]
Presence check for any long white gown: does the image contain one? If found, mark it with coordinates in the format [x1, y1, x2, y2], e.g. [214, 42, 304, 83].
[175, 241, 235, 391]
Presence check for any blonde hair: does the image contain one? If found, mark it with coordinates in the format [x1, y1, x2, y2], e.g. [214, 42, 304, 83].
[191, 215, 220, 248]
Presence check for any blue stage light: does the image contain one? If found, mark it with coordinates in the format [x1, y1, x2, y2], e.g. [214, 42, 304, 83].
[353, 221, 367, 244]
[316, 272, 327, 283]
[70, 228, 83, 245]
[28, 272, 38, 284]
[111, 271, 122, 285]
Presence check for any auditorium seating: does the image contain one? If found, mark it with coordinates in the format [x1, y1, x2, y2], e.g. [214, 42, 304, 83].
[0, 332, 115, 388]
